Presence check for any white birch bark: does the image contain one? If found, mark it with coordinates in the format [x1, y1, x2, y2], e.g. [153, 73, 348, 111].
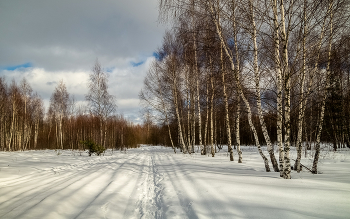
[208, 1, 270, 170]
[249, 0, 279, 171]
[210, 74, 215, 157]
[295, 0, 307, 172]
[186, 68, 191, 152]
[59, 116, 63, 149]
[34, 120, 39, 149]
[280, 0, 292, 179]
[191, 90, 195, 153]
[157, 70, 176, 153]
[312, 0, 334, 174]
[232, 0, 242, 163]
[171, 62, 188, 153]
[295, 0, 330, 173]
[194, 35, 203, 154]
[7, 92, 17, 151]
[236, 95, 242, 163]
[221, 43, 234, 161]
[203, 79, 209, 155]
[269, 0, 284, 177]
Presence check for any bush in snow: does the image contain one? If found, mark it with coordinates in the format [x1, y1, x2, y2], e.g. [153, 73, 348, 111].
[80, 140, 105, 156]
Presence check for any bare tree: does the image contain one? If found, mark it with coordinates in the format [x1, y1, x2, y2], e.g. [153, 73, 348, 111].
[50, 80, 70, 149]
[86, 60, 117, 148]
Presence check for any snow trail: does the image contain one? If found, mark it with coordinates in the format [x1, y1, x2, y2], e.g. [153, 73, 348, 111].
[0, 146, 350, 219]
[134, 147, 164, 219]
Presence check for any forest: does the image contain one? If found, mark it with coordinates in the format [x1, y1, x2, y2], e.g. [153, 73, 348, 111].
[0, 62, 146, 153]
[140, 0, 350, 178]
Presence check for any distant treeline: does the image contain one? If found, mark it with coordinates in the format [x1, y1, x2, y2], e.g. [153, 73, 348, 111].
[0, 61, 151, 151]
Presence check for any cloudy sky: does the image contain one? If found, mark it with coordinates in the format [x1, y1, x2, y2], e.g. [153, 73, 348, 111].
[0, 0, 166, 123]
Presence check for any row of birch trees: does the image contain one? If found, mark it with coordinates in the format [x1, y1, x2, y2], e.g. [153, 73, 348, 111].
[0, 78, 44, 151]
[0, 61, 146, 151]
[140, 0, 350, 177]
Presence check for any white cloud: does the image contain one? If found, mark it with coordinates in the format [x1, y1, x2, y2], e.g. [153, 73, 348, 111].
[0, 56, 155, 124]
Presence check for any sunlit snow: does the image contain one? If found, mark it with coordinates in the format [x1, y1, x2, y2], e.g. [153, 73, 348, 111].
[0, 145, 349, 218]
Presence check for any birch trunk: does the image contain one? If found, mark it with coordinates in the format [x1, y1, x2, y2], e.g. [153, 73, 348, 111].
[249, 0, 278, 171]
[56, 122, 59, 148]
[104, 121, 107, 148]
[210, 75, 215, 157]
[100, 119, 103, 147]
[194, 34, 203, 155]
[312, 0, 334, 174]
[7, 97, 16, 151]
[203, 80, 209, 155]
[186, 68, 191, 152]
[280, 0, 292, 179]
[158, 71, 176, 153]
[295, 0, 330, 173]
[208, 1, 269, 170]
[295, 0, 307, 172]
[270, 0, 285, 177]
[232, 0, 242, 163]
[221, 43, 234, 161]
[236, 95, 242, 163]
[191, 91, 195, 153]
[59, 116, 63, 149]
[166, 115, 176, 153]
[34, 121, 38, 149]
[171, 66, 187, 153]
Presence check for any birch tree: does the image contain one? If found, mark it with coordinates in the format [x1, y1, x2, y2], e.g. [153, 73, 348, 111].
[50, 80, 70, 149]
[86, 60, 117, 148]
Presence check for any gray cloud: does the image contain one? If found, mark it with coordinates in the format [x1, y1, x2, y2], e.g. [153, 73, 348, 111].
[0, 0, 165, 123]
[0, 0, 164, 71]
[46, 81, 57, 86]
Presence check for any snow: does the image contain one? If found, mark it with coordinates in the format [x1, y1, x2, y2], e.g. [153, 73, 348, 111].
[0, 145, 350, 219]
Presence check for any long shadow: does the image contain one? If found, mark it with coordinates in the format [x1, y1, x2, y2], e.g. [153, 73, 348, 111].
[157, 153, 199, 219]
[1, 165, 107, 218]
[120, 153, 149, 218]
[0, 154, 134, 207]
[1, 154, 138, 218]
[0, 154, 118, 198]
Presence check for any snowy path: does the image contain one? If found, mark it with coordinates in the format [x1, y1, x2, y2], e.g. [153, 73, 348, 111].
[1, 146, 350, 218]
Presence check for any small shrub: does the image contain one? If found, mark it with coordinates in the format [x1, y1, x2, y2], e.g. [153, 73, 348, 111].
[80, 140, 105, 156]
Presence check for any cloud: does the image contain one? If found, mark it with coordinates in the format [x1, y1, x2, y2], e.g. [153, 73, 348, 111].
[0, 0, 165, 72]
[0, 1, 165, 123]
[0, 56, 155, 124]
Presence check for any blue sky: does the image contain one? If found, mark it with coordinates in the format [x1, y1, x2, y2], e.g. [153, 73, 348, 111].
[2, 63, 32, 71]
[131, 61, 145, 67]
[0, 0, 166, 123]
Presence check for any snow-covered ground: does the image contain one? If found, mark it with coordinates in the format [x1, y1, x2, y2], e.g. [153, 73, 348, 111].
[0, 145, 349, 219]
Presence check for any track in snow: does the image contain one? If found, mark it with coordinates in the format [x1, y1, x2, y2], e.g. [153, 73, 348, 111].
[1, 146, 350, 219]
[134, 148, 163, 219]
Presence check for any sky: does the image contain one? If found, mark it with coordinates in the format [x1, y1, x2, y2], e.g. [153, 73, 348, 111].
[0, 0, 166, 124]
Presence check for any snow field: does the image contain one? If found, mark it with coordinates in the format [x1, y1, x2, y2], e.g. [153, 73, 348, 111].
[0, 145, 350, 219]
